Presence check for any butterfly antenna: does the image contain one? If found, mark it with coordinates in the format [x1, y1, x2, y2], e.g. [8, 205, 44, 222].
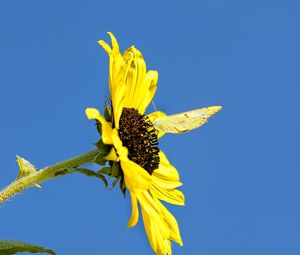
[152, 100, 158, 111]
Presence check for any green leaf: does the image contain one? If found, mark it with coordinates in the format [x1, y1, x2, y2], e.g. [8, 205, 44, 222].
[0, 240, 56, 255]
[74, 168, 108, 188]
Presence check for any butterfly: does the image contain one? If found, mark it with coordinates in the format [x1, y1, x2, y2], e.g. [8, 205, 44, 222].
[151, 106, 222, 134]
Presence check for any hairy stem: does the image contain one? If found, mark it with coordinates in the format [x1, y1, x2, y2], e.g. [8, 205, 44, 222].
[0, 149, 101, 204]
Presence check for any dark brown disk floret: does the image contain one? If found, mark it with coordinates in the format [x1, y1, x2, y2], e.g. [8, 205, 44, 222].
[119, 108, 160, 175]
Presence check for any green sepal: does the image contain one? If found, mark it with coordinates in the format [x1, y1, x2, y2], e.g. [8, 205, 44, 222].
[98, 163, 126, 194]
[16, 156, 41, 189]
[94, 140, 110, 167]
[94, 154, 107, 166]
[95, 102, 112, 135]
[104, 103, 112, 122]
[95, 120, 102, 135]
[110, 162, 120, 178]
[112, 176, 121, 188]
[119, 178, 126, 197]
[0, 240, 56, 255]
[93, 141, 111, 166]
[73, 168, 108, 188]
[94, 139, 110, 153]
[98, 166, 112, 175]
[118, 171, 126, 197]
[120, 186, 127, 198]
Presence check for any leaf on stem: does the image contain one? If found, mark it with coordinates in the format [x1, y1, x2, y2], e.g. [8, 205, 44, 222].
[16, 156, 41, 189]
[73, 168, 108, 188]
[0, 240, 56, 255]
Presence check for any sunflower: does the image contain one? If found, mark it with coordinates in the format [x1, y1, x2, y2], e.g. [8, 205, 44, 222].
[86, 32, 184, 255]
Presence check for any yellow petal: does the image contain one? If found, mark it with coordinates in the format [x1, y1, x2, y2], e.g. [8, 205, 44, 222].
[141, 205, 173, 255]
[122, 47, 141, 107]
[85, 108, 113, 144]
[111, 129, 129, 161]
[152, 175, 182, 189]
[138, 70, 158, 113]
[105, 147, 119, 161]
[137, 191, 161, 220]
[153, 151, 180, 182]
[163, 240, 172, 255]
[99, 32, 126, 128]
[99, 33, 159, 126]
[107, 32, 120, 55]
[120, 159, 152, 191]
[141, 208, 158, 252]
[155, 198, 183, 246]
[151, 151, 184, 205]
[155, 223, 168, 255]
[119, 46, 158, 115]
[122, 47, 148, 111]
[151, 184, 185, 206]
[112, 80, 126, 128]
[98, 40, 111, 54]
[128, 192, 139, 227]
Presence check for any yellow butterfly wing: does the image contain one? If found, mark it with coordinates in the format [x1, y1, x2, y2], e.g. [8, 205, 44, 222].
[153, 106, 222, 134]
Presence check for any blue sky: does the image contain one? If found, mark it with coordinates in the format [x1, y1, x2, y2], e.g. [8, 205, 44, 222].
[0, 0, 300, 254]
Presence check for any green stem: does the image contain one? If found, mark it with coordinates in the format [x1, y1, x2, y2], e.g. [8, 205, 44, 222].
[0, 149, 101, 204]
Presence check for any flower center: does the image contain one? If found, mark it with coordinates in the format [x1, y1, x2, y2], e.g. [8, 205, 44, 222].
[119, 108, 160, 175]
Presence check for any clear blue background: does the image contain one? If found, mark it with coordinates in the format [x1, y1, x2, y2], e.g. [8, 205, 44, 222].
[0, 0, 299, 254]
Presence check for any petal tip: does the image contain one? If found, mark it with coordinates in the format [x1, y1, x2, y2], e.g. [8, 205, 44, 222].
[127, 192, 139, 227]
[127, 221, 137, 228]
[107, 32, 119, 52]
[85, 108, 100, 120]
[98, 40, 112, 54]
